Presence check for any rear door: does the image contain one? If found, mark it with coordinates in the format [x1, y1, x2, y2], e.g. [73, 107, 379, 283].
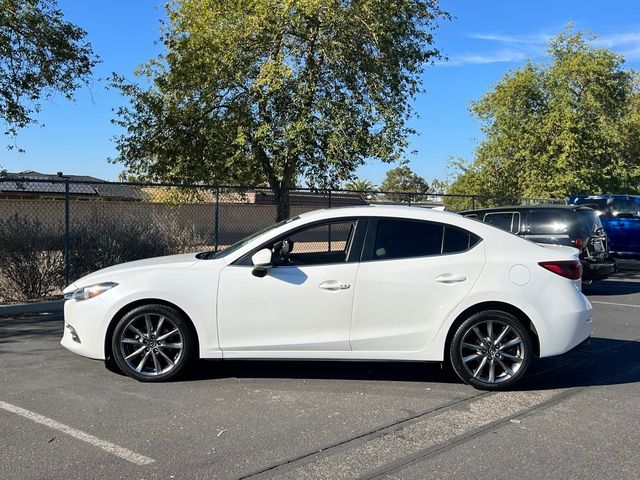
[350, 218, 485, 352]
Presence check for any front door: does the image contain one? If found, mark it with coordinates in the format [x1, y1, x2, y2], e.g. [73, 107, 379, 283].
[217, 219, 363, 355]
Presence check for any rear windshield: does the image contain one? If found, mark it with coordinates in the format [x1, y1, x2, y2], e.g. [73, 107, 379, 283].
[573, 197, 607, 211]
[527, 210, 602, 238]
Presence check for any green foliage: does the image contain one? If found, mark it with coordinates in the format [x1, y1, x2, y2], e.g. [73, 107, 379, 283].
[111, 0, 449, 220]
[0, 0, 98, 149]
[380, 165, 429, 202]
[451, 28, 640, 201]
[345, 178, 376, 192]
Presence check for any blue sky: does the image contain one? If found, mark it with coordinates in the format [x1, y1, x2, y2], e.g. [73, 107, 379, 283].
[3, 0, 640, 186]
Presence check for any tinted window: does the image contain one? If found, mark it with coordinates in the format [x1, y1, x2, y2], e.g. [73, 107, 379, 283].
[285, 221, 355, 265]
[613, 198, 640, 218]
[374, 219, 443, 259]
[443, 226, 481, 254]
[527, 210, 570, 235]
[527, 210, 603, 238]
[575, 210, 603, 238]
[573, 197, 607, 211]
[484, 212, 519, 233]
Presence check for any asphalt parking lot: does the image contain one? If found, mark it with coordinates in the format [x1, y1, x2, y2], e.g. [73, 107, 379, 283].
[2, 267, 640, 480]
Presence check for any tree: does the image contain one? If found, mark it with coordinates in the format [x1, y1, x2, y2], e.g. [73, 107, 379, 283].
[451, 28, 640, 201]
[380, 165, 429, 202]
[0, 0, 98, 149]
[345, 178, 376, 192]
[111, 0, 449, 220]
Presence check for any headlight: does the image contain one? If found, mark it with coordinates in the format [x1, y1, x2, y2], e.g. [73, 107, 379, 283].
[66, 282, 118, 301]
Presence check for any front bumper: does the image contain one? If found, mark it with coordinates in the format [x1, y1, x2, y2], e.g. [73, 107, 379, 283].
[60, 297, 110, 360]
[581, 257, 616, 281]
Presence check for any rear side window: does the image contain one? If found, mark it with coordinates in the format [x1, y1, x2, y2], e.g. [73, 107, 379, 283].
[527, 210, 570, 234]
[484, 212, 520, 233]
[374, 219, 443, 259]
[443, 226, 481, 254]
[373, 219, 480, 260]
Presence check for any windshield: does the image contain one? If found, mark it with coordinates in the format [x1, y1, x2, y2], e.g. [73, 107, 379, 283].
[199, 216, 301, 260]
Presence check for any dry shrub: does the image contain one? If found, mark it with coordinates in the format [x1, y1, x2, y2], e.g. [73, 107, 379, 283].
[0, 213, 209, 303]
[68, 214, 209, 282]
[0, 214, 64, 303]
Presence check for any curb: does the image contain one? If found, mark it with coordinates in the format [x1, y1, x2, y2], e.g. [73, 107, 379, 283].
[0, 300, 64, 317]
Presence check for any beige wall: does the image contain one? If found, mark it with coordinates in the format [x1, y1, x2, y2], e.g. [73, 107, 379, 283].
[0, 198, 324, 246]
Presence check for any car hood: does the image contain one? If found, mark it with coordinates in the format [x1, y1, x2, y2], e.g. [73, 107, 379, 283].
[64, 253, 203, 292]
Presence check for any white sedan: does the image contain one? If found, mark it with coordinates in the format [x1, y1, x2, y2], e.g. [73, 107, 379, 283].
[61, 206, 592, 390]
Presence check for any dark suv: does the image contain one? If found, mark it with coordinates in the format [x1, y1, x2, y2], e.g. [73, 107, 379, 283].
[460, 205, 616, 283]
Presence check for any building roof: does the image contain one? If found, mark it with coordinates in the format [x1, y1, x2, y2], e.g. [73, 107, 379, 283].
[0, 171, 144, 200]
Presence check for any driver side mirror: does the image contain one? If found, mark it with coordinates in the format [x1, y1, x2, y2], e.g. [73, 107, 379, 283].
[251, 248, 272, 278]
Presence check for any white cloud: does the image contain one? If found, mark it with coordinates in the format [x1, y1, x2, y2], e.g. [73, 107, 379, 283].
[441, 27, 640, 67]
[468, 32, 551, 46]
[441, 49, 529, 67]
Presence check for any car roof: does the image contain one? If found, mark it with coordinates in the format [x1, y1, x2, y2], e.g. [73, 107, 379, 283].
[460, 204, 593, 214]
[298, 204, 463, 220]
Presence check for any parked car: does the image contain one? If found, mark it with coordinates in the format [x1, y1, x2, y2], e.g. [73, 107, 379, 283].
[568, 194, 640, 259]
[61, 206, 592, 390]
[460, 205, 616, 283]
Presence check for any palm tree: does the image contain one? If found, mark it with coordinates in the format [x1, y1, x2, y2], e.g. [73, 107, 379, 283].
[345, 178, 376, 192]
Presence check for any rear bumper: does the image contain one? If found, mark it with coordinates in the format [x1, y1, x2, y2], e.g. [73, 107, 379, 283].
[581, 257, 616, 281]
[538, 293, 593, 358]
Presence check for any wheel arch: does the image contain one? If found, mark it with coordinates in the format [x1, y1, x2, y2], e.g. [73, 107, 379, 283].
[443, 301, 540, 362]
[104, 298, 200, 361]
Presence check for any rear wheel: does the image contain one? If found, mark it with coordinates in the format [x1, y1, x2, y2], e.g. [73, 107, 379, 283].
[111, 304, 196, 382]
[449, 310, 532, 390]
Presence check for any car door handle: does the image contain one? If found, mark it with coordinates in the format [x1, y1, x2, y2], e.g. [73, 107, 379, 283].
[435, 273, 467, 284]
[319, 280, 351, 291]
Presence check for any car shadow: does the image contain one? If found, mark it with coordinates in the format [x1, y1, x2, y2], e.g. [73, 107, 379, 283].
[182, 357, 460, 384]
[584, 280, 640, 296]
[180, 337, 640, 391]
[504, 337, 640, 391]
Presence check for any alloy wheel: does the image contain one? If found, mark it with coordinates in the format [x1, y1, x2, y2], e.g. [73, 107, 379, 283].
[458, 319, 526, 385]
[118, 313, 184, 377]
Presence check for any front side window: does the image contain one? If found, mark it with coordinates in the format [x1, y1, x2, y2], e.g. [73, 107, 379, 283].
[286, 221, 354, 263]
[612, 197, 640, 218]
[263, 220, 357, 266]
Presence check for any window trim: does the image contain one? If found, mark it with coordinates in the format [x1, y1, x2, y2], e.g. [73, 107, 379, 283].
[233, 217, 368, 267]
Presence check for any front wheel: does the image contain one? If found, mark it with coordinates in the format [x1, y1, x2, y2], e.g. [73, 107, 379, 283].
[111, 304, 196, 382]
[449, 310, 532, 390]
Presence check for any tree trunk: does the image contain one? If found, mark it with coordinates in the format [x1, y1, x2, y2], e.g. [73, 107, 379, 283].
[274, 187, 291, 222]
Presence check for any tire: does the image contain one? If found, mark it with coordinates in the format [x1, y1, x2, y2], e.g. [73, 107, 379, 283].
[111, 304, 196, 382]
[449, 310, 532, 391]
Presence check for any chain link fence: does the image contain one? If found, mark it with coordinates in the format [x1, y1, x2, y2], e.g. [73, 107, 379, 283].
[0, 176, 564, 304]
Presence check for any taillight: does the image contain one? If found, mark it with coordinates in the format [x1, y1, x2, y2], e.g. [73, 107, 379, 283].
[538, 261, 582, 280]
[574, 238, 583, 249]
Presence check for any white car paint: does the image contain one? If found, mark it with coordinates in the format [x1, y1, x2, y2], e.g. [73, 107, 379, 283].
[61, 206, 592, 368]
